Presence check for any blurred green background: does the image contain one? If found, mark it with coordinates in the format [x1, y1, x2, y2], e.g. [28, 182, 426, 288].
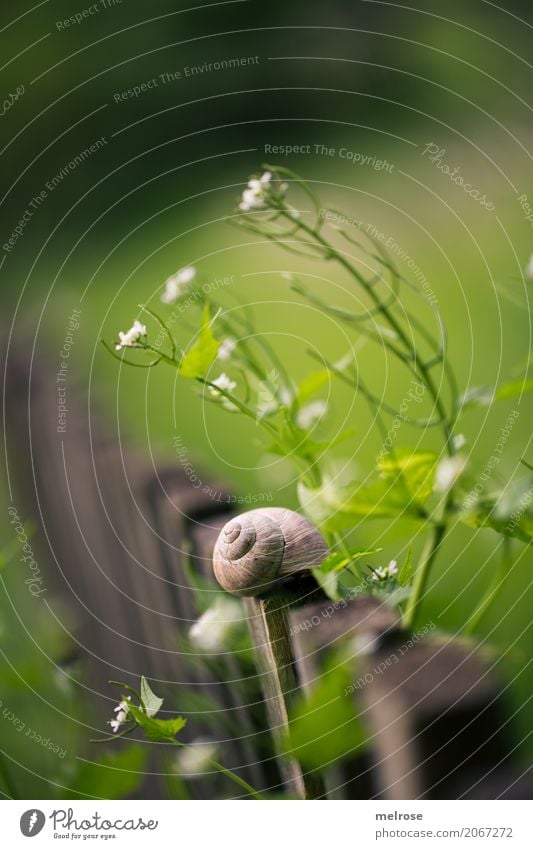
[1, 0, 532, 798]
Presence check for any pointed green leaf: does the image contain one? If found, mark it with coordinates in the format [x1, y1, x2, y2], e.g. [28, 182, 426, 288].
[495, 379, 533, 400]
[128, 703, 187, 741]
[378, 450, 438, 504]
[287, 665, 368, 771]
[397, 547, 413, 587]
[318, 548, 383, 574]
[140, 676, 164, 718]
[296, 369, 330, 404]
[179, 306, 220, 378]
[333, 479, 425, 520]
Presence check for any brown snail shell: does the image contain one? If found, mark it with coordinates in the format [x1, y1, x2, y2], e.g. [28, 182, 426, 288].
[213, 507, 328, 597]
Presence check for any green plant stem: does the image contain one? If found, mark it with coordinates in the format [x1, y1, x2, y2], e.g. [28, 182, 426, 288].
[200, 379, 319, 488]
[402, 519, 447, 631]
[465, 541, 510, 634]
[278, 205, 459, 614]
[283, 211, 456, 454]
[168, 740, 262, 799]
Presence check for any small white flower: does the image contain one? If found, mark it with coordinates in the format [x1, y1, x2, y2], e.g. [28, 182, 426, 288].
[208, 373, 238, 410]
[372, 560, 398, 582]
[176, 737, 218, 776]
[210, 372, 236, 394]
[525, 253, 533, 280]
[296, 400, 328, 430]
[453, 433, 466, 450]
[161, 266, 196, 303]
[239, 171, 273, 211]
[115, 320, 147, 350]
[217, 337, 237, 362]
[434, 455, 467, 493]
[189, 597, 242, 652]
[108, 696, 131, 733]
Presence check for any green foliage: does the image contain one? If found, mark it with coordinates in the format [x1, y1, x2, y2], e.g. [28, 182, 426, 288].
[397, 547, 414, 587]
[316, 548, 383, 575]
[98, 678, 261, 799]
[377, 450, 438, 505]
[106, 164, 531, 632]
[140, 675, 164, 718]
[179, 305, 220, 379]
[65, 747, 147, 800]
[287, 662, 368, 771]
[294, 369, 331, 404]
[128, 704, 187, 742]
[495, 379, 533, 400]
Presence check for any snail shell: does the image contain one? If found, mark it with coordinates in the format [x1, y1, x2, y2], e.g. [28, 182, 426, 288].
[213, 507, 328, 597]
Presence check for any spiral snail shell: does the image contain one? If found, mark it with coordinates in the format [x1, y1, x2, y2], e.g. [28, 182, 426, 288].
[213, 507, 328, 597]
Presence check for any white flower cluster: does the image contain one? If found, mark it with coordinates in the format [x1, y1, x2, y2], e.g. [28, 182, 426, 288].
[372, 560, 398, 581]
[208, 373, 238, 411]
[109, 696, 131, 733]
[189, 596, 243, 652]
[217, 337, 237, 362]
[296, 400, 328, 430]
[176, 737, 218, 777]
[239, 171, 273, 211]
[434, 455, 467, 493]
[161, 266, 196, 304]
[115, 320, 147, 350]
[453, 433, 466, 450]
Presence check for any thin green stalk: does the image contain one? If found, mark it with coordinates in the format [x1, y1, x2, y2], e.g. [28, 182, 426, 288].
[275, 202, 459, 620]
[402, 520, 446, 630]
[168, 739, 262, 800]
[163, 752, 191, 800]
[283, 212, 456, 454]
[200, 380, 318, 488]
[465, 541, 510, 634]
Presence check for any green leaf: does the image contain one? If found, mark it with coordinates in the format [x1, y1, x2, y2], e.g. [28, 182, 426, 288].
[397, 547, 414, 587]
[287, 664, 368, 771]
[495, 379, 533, 400]
[378, 450, 438, 504]
[179, 305, 220, 378]
[140, 676, 164, 718]
[295, 369, 330, 404]
[332, 479, 426, 520]
[317, 548, 382, 574]
[128, 704, 187, 741]
[298, 475, 426, 530]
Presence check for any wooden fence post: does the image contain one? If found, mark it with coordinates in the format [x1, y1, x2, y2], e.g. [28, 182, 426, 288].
[211, 507, 329, 799]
